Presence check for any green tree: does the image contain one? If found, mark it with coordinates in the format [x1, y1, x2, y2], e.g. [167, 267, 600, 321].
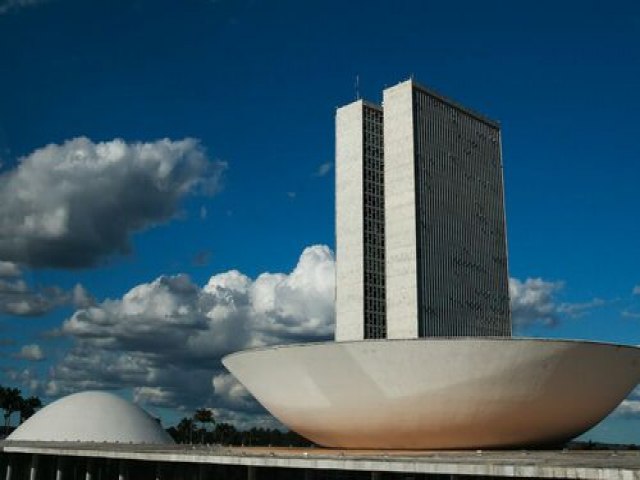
[18, 396, 42, 424]
[214, 422, 237, 445]
[176, 417, 195, 444]
[193, 408, 215, 444]
[0, 387, 23, 431]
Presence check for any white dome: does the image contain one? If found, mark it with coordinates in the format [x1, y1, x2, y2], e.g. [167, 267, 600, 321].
[7, 391, 174, 444]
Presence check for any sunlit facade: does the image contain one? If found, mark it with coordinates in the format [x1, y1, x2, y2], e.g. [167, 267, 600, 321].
[336, 80, 510, 341]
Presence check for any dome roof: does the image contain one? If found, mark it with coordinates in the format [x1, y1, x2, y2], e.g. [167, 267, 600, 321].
[7, 391, 174, 444]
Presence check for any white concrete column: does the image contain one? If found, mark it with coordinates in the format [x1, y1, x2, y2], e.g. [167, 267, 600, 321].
[118, 461, 127, 480]
[4, 458, 12, 480]
[85, 459, 92, 480]
[55, 456, 63, 480]
[29, 455, 38, 480]
[247, 466, 256, 480]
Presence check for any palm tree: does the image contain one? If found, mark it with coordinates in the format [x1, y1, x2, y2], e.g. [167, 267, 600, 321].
[0, 387, 23, 431]
[193, 408, 215, 444]
[214, 422, 236, 445]
[176, 417, 195, 444]
[18, 396, 42, 424]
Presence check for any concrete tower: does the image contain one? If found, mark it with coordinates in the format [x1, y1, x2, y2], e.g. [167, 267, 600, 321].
[335, 80, 511, 341]
[335, 100, 386, 341]
[384, 80, 510, 339]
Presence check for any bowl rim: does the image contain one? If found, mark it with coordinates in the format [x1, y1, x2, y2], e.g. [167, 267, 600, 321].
[222, 336, 640, 363]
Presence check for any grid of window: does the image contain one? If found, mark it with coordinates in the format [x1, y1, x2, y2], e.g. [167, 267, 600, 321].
[412, 86, 511, 337]
[362, 105, 386, 339]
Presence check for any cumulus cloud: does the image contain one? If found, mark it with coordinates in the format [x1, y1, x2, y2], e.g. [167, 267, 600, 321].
[617, 400, 640, 417]
[0, 0, 48, 15]
[314, 161, 332, 177]
[0, 271, 93, 317]
[43, 245, 335, 415]
[0, 137, 225, 268]
[509, 277, 564, 327]
[15, 344, 45, 361]
[209, 407, 283, 431]
[32, 250, 605, 425]
[508, 277, 605, 328]
[3, 367, 41, 393]
[557, 298, 606, 318]
[0, 277, 67, 316]
[72, 283, 95, 309]
[614, 387, 640, 419]
[212, 373, 255, 411]
[0, 261, 20, 277]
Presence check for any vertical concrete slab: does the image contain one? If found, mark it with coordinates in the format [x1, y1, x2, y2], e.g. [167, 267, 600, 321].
[383, 81, 419, 339]
[335, 101, 365, 341]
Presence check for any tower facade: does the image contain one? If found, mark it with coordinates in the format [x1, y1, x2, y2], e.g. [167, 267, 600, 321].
[336, 80, 511, 341]
[335, 100, 386, 341]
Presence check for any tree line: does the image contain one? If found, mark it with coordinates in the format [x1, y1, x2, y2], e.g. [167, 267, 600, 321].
[166, 408, 312, 447]
[0, 386, 43, 436]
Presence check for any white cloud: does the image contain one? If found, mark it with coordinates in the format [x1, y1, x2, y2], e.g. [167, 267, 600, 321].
[43, 245, 335, 416]
[210, 407, 283, 431]
[15, 344, 45, 361]
[314, 161, 332, 177]
[34, 251, 605, 426]
[0, 137, 225, 268]
[0, 261, 20, 277]
[509, 277, 604, 328]
[633, 285, 640, 296]
[0, 272, 93, 317]
[617, 400, 640, 417]
[0, 0, 48, 15]
[557, 298, 605, 318]
[0, 277, 66, 316]
[72, 284, 95, 309]
[509, 277, 564, 327]
[133, 387, 178, 409]
[3, 367, 41, 393]
[613, 387, 640, 418]
[212, 373, 254, 411]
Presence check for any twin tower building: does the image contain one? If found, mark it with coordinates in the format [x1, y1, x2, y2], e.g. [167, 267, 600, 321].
[335, 79, 512, 341]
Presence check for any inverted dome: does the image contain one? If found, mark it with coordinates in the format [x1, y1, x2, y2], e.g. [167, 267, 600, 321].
[7, 391, 174, 444]
[224, 338, 640, 449]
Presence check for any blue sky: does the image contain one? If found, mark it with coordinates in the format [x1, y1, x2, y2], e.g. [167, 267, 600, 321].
[0, 0, 639, 443]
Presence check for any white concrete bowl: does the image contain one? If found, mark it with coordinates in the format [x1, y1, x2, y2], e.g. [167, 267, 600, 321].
[223, 338, 640, 449]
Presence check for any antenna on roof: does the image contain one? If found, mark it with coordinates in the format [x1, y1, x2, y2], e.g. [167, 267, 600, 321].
[355, 74, 360, 101]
